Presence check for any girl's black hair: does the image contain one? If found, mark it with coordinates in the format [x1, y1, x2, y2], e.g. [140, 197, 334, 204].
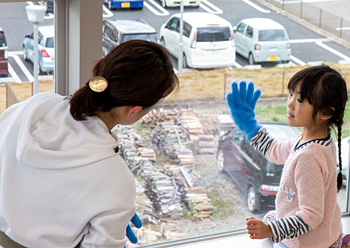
[288, 64, 348, 192]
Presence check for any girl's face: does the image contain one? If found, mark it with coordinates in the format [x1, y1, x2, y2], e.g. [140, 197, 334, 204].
[287, 81, 315, 129]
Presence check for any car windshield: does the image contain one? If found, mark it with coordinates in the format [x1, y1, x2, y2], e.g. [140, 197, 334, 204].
[197, 27, 231, 42]
[258, 29, 288, 41]
[120, 33, 159, 43]
[0, 32, 7, 47]
[45, 37, 54, 48]
[263, 124, 300, 141]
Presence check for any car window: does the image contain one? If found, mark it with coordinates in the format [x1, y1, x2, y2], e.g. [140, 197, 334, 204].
[120, 33, 159, 43]
[169, 18, 179, 32]
[197, 27, 231, 42]
[245, 26, 253, 38]
[45, 37, 54, 48]
[236, 22, 246, 34]
[105, 25, 117, 42]
[183, 22, 192, 38]
[0, 32, 6, 47]
[259, 29, 288, 41]
[38, 31, 44, 45]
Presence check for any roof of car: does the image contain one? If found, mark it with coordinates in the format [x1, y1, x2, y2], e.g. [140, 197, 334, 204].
[172, 12, 231, 27]
[38, 25, 54, 37]
[104, 19, 157, 34]
[239, 18, 285, 30]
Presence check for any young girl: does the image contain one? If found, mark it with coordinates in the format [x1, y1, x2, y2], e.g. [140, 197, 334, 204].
[226, 65, 348, 248]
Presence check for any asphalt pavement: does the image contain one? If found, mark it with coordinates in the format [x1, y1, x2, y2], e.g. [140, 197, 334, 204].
[256, 0, 350, 48]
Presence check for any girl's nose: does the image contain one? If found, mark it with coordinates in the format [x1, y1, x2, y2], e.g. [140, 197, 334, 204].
[287, 96, 294, 109]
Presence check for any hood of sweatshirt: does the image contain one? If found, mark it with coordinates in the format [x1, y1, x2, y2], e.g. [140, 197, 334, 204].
[12, 93, 118, 169]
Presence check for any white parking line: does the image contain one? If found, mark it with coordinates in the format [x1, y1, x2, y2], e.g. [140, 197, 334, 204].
[200, 0, 223, 14]
[242, 0, 270, 13]
[102, 5, 113, 18]
[289, 38, 329, 43]
[290, 55, 306, 65]
[233, 61, 243, 68]
[316, 41, 350, 61]
[144, 0, 169, 16]
[9, 52, 34, 82]
[7, 63, 21, 83]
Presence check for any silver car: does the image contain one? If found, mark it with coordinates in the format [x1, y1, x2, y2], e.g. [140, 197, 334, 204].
[23, 25, 54, 74]
[233, 18, 291, 65]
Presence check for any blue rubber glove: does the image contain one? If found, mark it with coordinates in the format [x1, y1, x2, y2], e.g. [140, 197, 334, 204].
[226, 80, 262, 140]
[125, 212, 143, 247]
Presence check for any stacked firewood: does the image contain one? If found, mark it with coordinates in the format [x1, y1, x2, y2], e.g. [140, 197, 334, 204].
[145, 171, 183, 220]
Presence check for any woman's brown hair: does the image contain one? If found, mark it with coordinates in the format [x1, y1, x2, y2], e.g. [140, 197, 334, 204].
[70, 40, 179, 120]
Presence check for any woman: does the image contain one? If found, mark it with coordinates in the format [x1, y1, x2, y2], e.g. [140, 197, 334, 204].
[0, 40, 179, 247]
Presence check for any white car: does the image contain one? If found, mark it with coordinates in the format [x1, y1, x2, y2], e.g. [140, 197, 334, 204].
[233, 18, 291, 65]
[159, 12, 236, 69]
[158, 0, 200, 8]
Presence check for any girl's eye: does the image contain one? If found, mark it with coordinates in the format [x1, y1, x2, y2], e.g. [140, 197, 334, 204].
[297, 99, 302, 103]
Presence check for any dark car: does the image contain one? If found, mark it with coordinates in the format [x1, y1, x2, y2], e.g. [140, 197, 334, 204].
[102, 18, 160, 56]
[216, 122, 300, 213]
[0, 27, 8, 77]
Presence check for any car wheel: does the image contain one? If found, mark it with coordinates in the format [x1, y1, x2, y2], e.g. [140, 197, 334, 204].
[182, 53, 188, 68]
[248, 53, 255, 65]
[247, 186, 260, 213]
[23, 46, 28, 61]
[216, 149, 225, 172]
[161, 0, 167, 8]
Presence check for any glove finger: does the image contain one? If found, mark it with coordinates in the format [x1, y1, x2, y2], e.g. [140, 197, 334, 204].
[246, 81, 254, 103]
[126, 224, 138, 244]
[251, 88, 262, 109]
[131, 212, 143, 228]
[226, 82, 239, 108]
[239, 80, 247, 102]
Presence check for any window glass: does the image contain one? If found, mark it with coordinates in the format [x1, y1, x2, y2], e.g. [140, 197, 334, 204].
[0, 1, 55, 115]
[0, 31, 6, 46]
[197, 27, 231, 42]
[183, 22, 192, 38]
[259, 29, 288, 41]
[246, 26, 253, 38]
[120, 33, 159, 43]
[236, 22, 246, 34]
[169, 18, 179, 31]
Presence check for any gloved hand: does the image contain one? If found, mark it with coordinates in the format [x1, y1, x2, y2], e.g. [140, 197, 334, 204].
[125, 212, 143, 247]
[226, 80, 261, 140]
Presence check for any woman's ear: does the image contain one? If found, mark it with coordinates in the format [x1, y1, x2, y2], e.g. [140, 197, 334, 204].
[127, 106, 142, 119]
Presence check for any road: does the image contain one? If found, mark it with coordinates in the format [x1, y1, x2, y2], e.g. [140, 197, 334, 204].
[0, 0, 349, 83]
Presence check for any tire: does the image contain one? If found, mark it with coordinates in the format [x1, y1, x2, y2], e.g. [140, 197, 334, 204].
[248, 53, 255, 65]
[23, 46, 28, 61]
[182, 53, 188, 68]
[216, 149, 225, 172]
[247, 186, 260, 213]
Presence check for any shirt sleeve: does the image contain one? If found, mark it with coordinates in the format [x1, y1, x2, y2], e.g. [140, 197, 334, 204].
[81, 208, 135, 248]
[267, 213, 311, 243]
[249, 128, 274, 156]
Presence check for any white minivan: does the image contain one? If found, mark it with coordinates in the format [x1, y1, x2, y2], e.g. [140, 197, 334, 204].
[159, 12, 236, 69]
[233, 18, 291, 65]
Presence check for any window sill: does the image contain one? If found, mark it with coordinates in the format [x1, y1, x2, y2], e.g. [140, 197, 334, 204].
[166, 216, 350, 248]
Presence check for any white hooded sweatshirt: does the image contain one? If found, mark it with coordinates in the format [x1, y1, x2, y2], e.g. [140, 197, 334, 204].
[0, 93, 136, 247]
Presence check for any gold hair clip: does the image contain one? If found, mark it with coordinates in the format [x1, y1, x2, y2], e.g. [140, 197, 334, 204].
[89, 76, 108, 93]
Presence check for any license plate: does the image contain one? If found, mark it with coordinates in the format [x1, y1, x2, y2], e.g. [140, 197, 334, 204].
[269, 55, 278, 61]
[121, 2, 130, 8]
